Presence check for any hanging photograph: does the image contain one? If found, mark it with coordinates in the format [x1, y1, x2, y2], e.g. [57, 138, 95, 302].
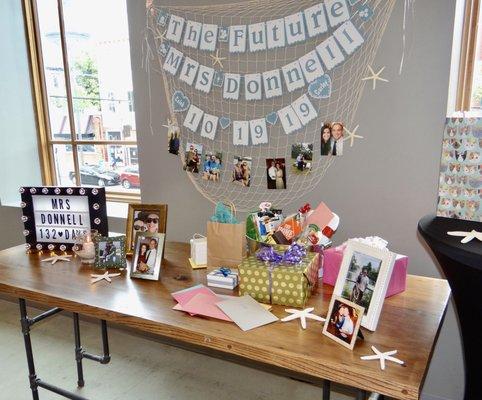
[320, 122, 344, 156]
[183, 142, 203, 173]
[333, 240, 396, 331]
[291, 143, 313, 174]
[20, 186, 108, 252]
[94, 235, 126, 269]
[232, 156, 252, 187]
[125, 204, 168, 253]
[202, 151, 223, 182]
[322, 296, 364, 350]
[130, 232, 165, 280]
[168, 130, 181, 155]
[266, 158, 287, 189]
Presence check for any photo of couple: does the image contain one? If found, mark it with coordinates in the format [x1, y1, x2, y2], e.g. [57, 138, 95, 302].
[232, 156, 252, 187]
[135, 237, 158, 275]
[291, 143, 313, 175]
[341, 250, 382, 313]
[130, 232, 165, 281]
[323, 296, 364, 349]
[202, 152, 222, 182]
[131, 210, 160, 250]
[266, 158, 287, 189]
[183, 143, 203, 173]
[98, 241, 121, 264]
[321, 122, 344, 156]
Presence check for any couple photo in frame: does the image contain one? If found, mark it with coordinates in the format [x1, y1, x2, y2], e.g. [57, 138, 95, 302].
[332, 240, 396, 331]
[125, 204, 168, 254]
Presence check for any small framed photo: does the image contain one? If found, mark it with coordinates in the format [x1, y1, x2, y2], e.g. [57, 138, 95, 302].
[125, 204, 167, 254]
[130, 232, 165, 280]
[333, 240, 396, 331]
[94, 236, 126, 269]
[322, 296, 364, 350]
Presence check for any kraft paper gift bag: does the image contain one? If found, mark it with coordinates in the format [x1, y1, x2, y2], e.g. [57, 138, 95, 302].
[207, 202, 246, 268]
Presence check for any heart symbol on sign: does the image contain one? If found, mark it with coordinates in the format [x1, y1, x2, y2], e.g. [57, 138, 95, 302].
[308, 74, 332, 99]
[171, 90, 190, 112]
[58, 231, 63, 238]
[265, 112, 278, 126]
[219, 116, 231, 129]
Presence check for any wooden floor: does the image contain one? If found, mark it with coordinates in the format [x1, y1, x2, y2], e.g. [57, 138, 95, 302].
[0, 299, 357, 400]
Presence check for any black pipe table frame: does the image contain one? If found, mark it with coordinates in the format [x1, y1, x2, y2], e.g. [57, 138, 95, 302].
[16, 297, 379, 400]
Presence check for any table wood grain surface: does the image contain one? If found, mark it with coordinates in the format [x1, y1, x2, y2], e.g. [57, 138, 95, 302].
[0, 242, 450, 400]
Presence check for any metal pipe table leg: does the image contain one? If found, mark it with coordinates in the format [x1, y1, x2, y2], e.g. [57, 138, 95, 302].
[323, 380, 331, 400]
[19, 298, 40, 400]
[73, 313, 85, 387]
[356, 389, 367, 400]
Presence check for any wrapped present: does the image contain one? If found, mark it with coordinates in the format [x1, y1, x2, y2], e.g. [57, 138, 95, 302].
[323, 242, 408, 298]
[207, 267, 239, 289]
[238, 251, 320, 308]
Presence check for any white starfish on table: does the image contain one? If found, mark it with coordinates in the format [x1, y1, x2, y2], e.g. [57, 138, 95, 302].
[90, 271, 121, 285]
[281, 307, 325, 329]
[447, 230, 482, 243]
[361, 65, 389, 90]
[360, 346, 405, 370]
[41, 254, 72, 265]
[343, 124, 364, 147]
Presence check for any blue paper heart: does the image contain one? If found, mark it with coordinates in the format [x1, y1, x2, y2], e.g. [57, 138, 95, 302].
[357, 4, 374, 21]
[219, 116, 231, 129]
[213, 71, 225, 87]
[172, 90, 190, 113]
[265, 112, 278, 126]
[308, 75, 332, 99]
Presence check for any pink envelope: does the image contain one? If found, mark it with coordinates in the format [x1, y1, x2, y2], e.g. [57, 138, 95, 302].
[171, 284, 216, 306]
[181, 293, 233, 322]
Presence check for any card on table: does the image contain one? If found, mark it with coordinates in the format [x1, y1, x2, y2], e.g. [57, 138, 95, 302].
[181, 293, 233, 321]
[216, 295, 278, 331]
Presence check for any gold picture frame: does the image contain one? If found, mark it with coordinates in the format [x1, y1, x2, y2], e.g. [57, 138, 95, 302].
[125, 204, 167, 255]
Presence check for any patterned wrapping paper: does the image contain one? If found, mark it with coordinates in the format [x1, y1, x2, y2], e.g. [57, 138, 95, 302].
[437, 117, 481, 222]
[238, 252, 320, 308]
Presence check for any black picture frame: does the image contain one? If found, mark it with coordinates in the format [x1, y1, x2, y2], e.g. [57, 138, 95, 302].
[20, 186, 108, 252]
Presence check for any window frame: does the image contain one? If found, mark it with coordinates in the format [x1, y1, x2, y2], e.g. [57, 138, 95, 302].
[22, 0, 141, 203]
[455, 0, 481, 111]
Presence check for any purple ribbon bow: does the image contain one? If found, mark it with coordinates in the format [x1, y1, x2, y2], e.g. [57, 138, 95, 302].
[282, 242, 307, 264]
[256, 246, 283, 264]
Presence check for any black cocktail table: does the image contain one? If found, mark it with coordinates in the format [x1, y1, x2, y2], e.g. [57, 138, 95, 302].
[418, 214, 482, 400]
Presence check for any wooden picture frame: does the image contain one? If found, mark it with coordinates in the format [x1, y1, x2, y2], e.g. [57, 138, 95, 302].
[94, 235, 127, 269]
[125, 204, 167, 254]
[322, 296, 364, 350]
[20, 186, 108, 252]
[130, 232, 165, 280]
[333, 240, 396, 331]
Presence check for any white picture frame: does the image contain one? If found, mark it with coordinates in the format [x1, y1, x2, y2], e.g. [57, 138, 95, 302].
[333, 240, 396, 331]
[130, 232, 165, 281]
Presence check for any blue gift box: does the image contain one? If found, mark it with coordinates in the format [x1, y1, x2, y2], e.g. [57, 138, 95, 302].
[207, 267, 239, 290]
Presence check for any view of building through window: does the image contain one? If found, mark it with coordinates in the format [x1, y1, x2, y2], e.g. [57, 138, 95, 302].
[36, 0, 140, 195]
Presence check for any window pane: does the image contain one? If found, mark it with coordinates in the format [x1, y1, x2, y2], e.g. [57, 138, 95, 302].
[62, 0, 136, 141]
[52, 144, 75, 186]
[470, 1, 482, 110]
[36, 0, 72, 140]
[76, 144, 140, 194]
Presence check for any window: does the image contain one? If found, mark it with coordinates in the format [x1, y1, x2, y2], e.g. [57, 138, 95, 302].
[450, 0, 482, 113]
[24, 0, 140, 201]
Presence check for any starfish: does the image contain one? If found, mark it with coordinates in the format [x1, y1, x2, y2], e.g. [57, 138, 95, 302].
[280, 307, 325, 329]
[210, 49, 226, 69]
[447, 230, 482, 243]
[361, 65, 389, 90]
[360, 346, 405, 370]
[162, 118, 179, 135]
[90, 271, 121, 285]
[154, 30, 166, 43]
[41, 254, 72, 265]
[344, 124, 364, 147]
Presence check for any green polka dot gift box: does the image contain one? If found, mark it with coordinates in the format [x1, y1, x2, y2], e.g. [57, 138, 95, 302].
[238, 252, 320, 308]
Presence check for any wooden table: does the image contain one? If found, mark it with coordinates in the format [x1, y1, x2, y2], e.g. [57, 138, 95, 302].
[0, 242, 450, 400]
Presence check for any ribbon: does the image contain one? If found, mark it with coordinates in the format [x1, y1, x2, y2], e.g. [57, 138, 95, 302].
[214, 267, 232, 277]
[256, 243, 307, 266]
[298, 203, 311, 214]
[256, 246, 283, 264]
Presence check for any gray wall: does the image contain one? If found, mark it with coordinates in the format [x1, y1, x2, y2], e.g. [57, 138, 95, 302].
[0, 1, 464, 399]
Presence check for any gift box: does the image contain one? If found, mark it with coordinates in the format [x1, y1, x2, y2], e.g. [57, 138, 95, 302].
[238, 252, 320, 307]
[207, 268, 239, 289]
[322, 245, 408, 298]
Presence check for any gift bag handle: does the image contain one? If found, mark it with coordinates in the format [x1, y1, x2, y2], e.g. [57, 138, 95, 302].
[221, 201, 237, 217]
